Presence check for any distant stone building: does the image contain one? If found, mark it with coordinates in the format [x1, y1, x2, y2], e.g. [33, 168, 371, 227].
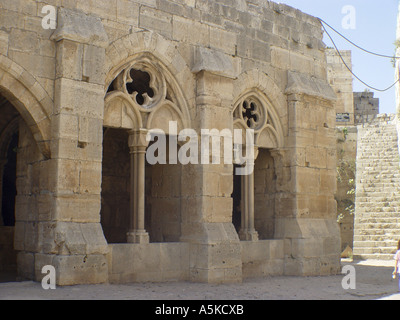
[353, 91, 379, 125]
[326, 49, 354, 126]
[0, 1, 341, 285]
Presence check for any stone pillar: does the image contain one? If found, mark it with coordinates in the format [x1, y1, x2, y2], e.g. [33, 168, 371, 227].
[182, 47, 242, 283]
[127, 129, 150, 244]
[277, 71, 341, 276]
[30, 8, 110, 285]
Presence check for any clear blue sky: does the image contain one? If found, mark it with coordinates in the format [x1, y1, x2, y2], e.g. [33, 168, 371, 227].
[277, 0, 399, 114]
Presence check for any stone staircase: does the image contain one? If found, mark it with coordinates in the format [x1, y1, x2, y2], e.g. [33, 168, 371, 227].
[353, 114, 400, 260]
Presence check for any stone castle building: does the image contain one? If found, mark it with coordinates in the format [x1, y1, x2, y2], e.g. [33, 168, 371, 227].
[0, 0, 341, 285]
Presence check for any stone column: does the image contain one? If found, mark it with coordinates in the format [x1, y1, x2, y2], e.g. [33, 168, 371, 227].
[0, 158, 6, 226]
[127, 129, 150, 244]
[239, 173, 248, 239]
[239, 147, 259, 241]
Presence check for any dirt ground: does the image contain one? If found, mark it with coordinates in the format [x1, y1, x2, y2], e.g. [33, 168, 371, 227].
[0, 259, 399, 300]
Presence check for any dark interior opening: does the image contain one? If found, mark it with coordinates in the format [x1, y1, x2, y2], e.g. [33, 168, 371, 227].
[2, 131, 18, 227]
[232, 165, 242, 233]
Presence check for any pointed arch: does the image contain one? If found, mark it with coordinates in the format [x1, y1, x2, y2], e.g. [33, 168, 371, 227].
[0, 55, 52, 158]
[104, 31, 193, 131]
[232, 69, 288, 147]
[233, 87, 285, 149]
[233, 69, 287, 149]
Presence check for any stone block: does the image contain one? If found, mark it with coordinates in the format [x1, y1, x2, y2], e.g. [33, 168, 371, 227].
[55, 40, 83, 80]
[51, 7, 109, 48]
[39, 254, 109, 285]
[192, 46, 240, 79]
[209, 26, 237, 56]
[9, 28, 39, 53]
[17, 252, 35, 280]
[82, 44, 106, 85]
[139, 6, 173, 39]
[8, 50, 55, 79]
[53, 194, 101, 223]
[305, 146, 327, 169]
[117, 0, 140, 25]
[173, 15, 209, 47]
[271, 46, 290, 70]
[54, 78, 105, 118]
[296, 166, 320, 194]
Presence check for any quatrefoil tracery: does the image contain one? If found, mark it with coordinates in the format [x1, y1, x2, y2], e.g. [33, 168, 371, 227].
[242, 100, 261, 129]
[126, 69, 155, 106]
[235, 96, 266, 132]
[109, 59, 168, 111]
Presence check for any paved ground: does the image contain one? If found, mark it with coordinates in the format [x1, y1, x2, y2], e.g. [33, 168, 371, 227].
[0, 260, 399, 300]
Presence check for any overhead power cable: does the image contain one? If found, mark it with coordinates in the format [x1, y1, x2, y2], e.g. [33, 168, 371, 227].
[318, 18, 400, 92]
[318, 17, 400, 59]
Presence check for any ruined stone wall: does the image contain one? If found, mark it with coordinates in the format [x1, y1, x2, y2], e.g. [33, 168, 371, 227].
[354, 91, 379, 125]
[326, 49, 354, 125]
[336, 126, 357, 253]
[0, 0, 341, 284]
[326, 48, 357, 254]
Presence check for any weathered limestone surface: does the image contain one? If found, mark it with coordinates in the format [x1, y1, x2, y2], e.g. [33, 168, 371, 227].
[353, 114, 400, 260]
[326, 49, 354, 126]
[0, 0, 342, 284]
[354, 92, 379, 125]
[335, 126, 357, 252]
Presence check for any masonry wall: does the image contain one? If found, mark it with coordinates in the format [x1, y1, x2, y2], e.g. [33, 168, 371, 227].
[326, 49, 354, 125]
[354, 91, 379, 125]
[0, 0, 328, 98]
[0, 0, 341, 284]
[336, 126, 357, 253]
[396, 1, 400, 151]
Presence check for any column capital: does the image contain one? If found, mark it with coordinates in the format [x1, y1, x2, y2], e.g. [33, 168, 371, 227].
[128, 129, 150, 149]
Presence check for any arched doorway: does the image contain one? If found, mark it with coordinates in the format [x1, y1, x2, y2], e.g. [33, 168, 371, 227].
[102, 51, 190, 245]
[0, 95, 20, 282]
[231, 89, 284, 242]
[0, 58, 52, 282]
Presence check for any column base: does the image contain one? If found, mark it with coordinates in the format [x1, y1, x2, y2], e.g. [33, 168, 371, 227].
[127, 231, 150, 244]
[239, 229, 259, 242]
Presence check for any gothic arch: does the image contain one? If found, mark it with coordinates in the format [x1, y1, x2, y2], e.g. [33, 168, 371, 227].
[0, 55, 52, 158]
[104, 51, 191, 133]
[233, 88, 284, 149]
[233, 70, 287, 149]
[104, 31, 193, 131]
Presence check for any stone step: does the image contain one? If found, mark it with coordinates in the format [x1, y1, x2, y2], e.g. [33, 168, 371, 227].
[354, 213, 400, 220]
[355, 221, 400, 227]
[353, 240, 398, 247]
[354, 229, 400, 241]
[355, 194, 400, 200]
[352, 253, 396, 260]
[352, 245, 398, 254]
[353, 222, 400, 230]
[353, 115, 400, 260]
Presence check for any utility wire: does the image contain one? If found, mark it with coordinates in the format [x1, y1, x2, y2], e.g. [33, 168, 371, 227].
[319, 18, 400, 92]
[318, 18, 400, 59]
